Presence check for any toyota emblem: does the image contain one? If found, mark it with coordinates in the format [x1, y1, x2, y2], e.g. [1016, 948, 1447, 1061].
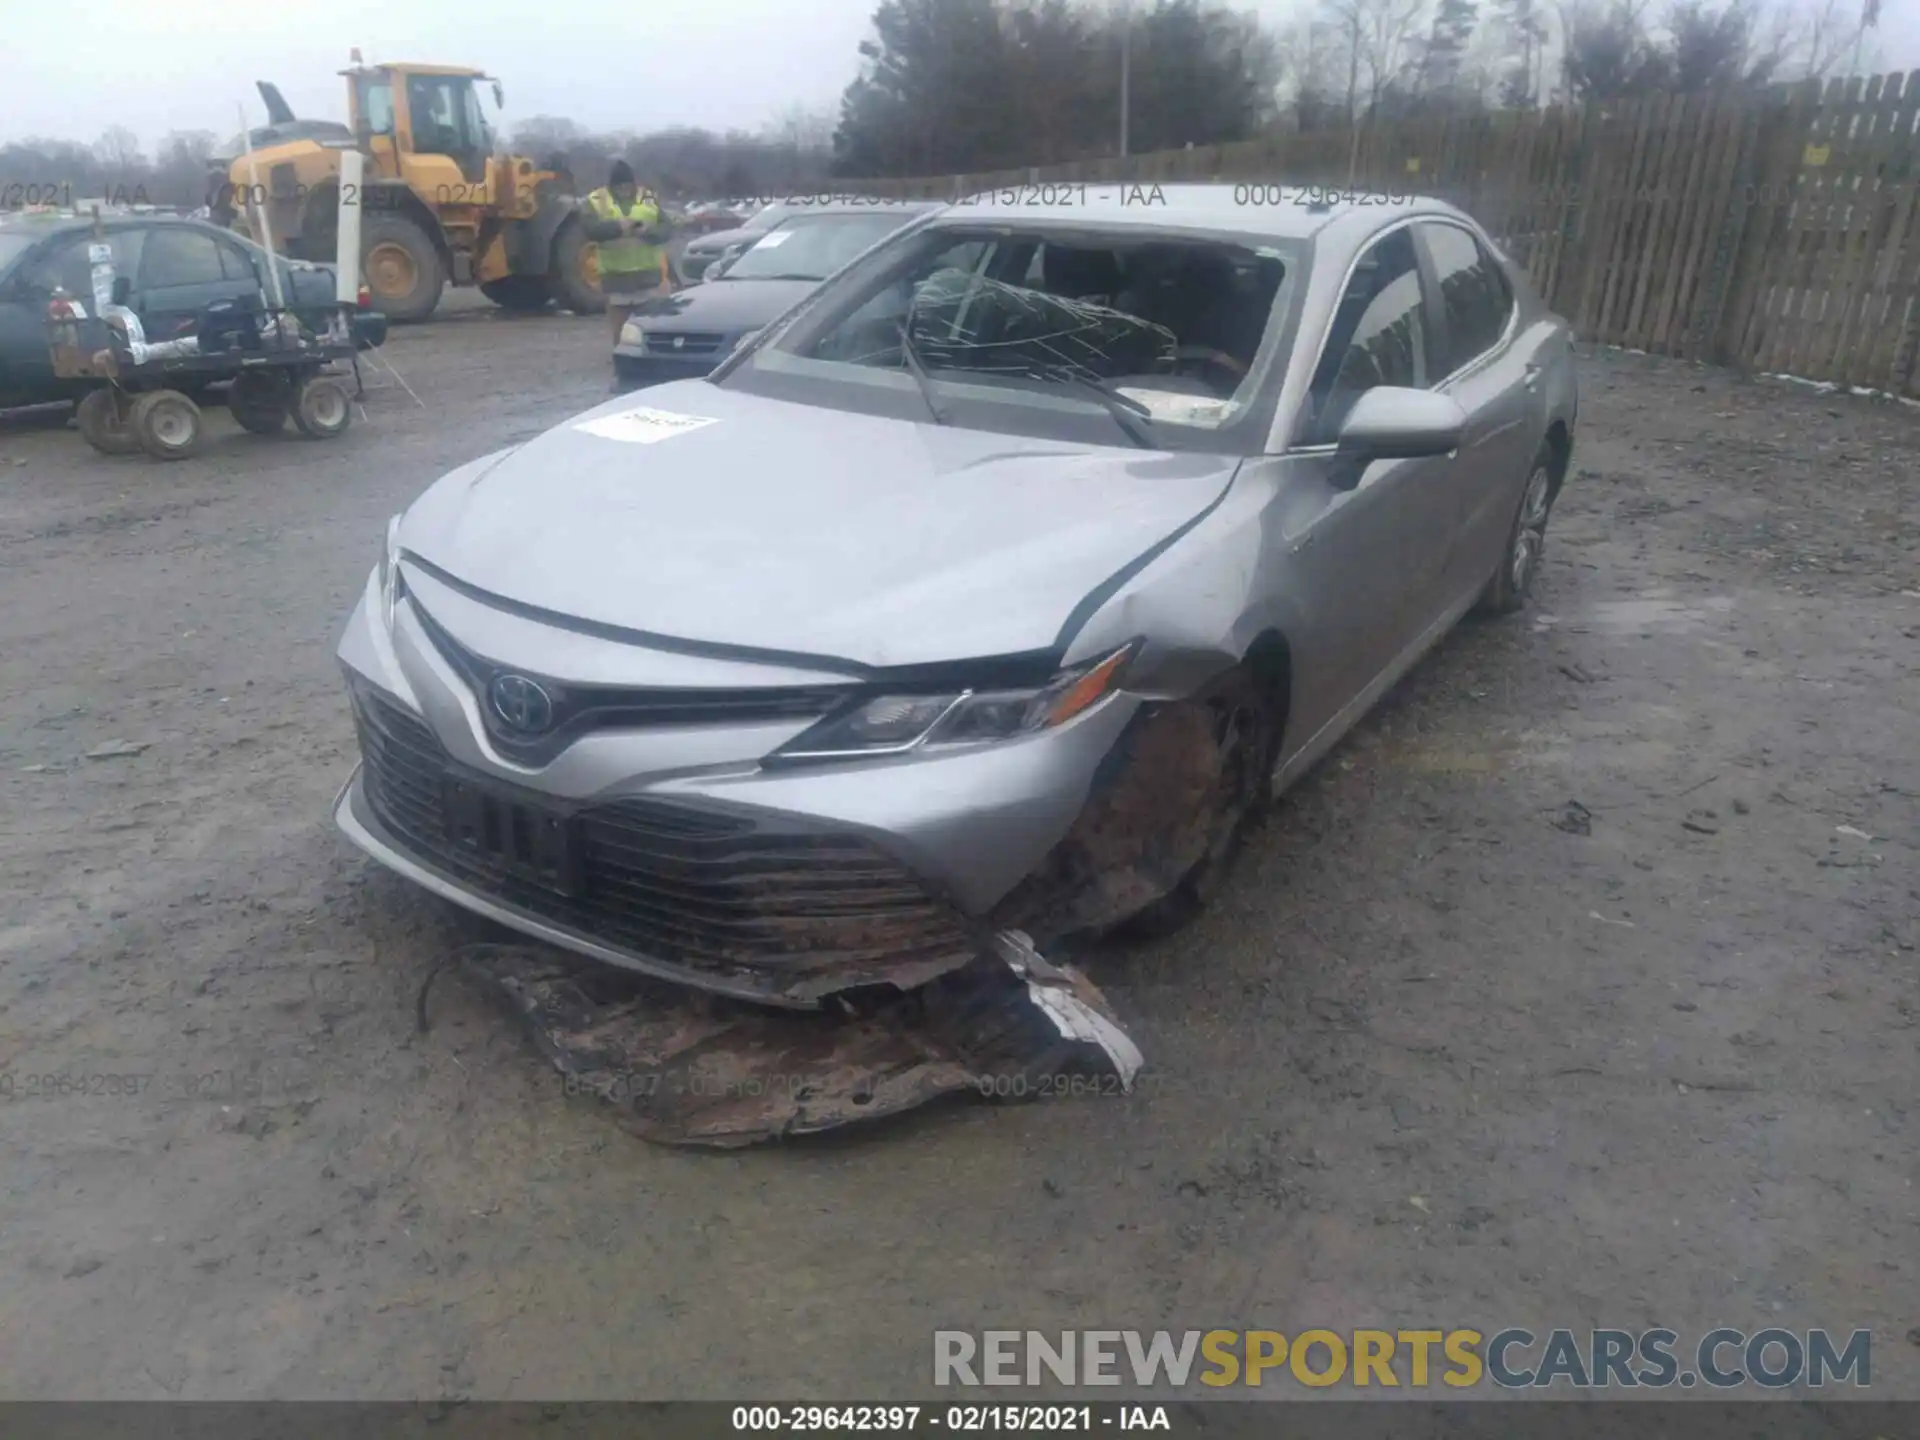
[488, 674, 554, 734]
[671, 334, 685, 349]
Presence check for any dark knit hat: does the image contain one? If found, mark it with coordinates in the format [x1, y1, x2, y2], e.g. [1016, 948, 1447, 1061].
[609, 159, 636, 188]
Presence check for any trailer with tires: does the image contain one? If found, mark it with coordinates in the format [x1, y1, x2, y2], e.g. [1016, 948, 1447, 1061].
[50, 302, 360, 461]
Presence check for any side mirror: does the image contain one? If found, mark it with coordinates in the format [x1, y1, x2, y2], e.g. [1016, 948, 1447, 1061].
[1334, 387, 1466, 462]
[111, 275, 132, 307]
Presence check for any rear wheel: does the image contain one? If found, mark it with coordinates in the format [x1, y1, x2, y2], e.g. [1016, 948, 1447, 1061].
[229, 370, 290, 435]
[550, 220, 606, 314]
[361, 214, 445, 323]
[292, 376, 353, 439]
[479, 275, 553, 312]
[130, 390, 205, 461]
[76, 388, 137, 455]
[1476, 442, 1558, 615]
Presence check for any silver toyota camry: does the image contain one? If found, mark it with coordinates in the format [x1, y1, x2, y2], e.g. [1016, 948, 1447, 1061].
[335, 185, 1577, 1007]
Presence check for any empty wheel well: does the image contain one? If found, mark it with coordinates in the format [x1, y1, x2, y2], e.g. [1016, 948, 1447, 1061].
[1242, 630, 1292, 753]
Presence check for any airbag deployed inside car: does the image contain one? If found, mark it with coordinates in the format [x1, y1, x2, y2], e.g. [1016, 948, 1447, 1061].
[907, 269, 1177, 381]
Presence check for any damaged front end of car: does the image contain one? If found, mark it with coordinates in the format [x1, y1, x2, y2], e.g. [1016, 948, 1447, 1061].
[438, 677, 1266, 1147]
[337, 399, 1283, 1143]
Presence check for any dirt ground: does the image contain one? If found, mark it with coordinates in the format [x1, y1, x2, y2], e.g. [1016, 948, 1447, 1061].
[0, 299, 1915, 1401]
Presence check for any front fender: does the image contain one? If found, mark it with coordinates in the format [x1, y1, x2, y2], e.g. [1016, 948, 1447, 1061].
[1066, 463, 1300, 702]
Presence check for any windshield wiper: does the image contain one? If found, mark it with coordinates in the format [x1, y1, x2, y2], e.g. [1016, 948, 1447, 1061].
[896, 323, 952, 427]
[741, 272, 826, 283]
[1031, 368, 1156, 449]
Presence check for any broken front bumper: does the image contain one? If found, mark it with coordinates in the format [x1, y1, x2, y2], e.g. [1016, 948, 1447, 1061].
[336, 678, 1148, 1010]
[334, 575, 1161, 1007]
[337, 693, 989, 1009]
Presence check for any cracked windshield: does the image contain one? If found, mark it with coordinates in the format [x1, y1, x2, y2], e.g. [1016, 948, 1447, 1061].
[766, 227, 1296, 433]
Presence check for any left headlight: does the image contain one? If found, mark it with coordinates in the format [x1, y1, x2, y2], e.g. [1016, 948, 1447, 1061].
[619, 320, 644, 347]
[768, 642, 1137, 765]
[377, 514, 403, 627]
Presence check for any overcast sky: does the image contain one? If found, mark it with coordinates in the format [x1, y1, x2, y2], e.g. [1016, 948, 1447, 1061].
[3, 0, 1916, 150]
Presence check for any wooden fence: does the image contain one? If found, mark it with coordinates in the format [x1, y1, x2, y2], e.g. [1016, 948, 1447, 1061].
[856, 72, 1920, 396]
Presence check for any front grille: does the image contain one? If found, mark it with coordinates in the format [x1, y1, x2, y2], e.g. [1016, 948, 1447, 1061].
[643, 330, 728, 355]
[411, 598, 849, 765]
[351, 689, 978, 993]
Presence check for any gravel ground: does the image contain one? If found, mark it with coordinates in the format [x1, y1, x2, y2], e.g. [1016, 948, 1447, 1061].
[0, 310, 1915, 1401]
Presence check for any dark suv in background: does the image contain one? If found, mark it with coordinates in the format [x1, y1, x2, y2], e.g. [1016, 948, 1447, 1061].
[0, 214, 387, 411]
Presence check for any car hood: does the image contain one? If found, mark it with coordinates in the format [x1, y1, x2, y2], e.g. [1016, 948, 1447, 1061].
[627, 278, 815, 330]
[397, 382, 1240, 670]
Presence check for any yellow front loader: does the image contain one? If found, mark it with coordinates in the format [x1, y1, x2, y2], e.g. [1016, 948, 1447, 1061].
[214, 59, 605, 322]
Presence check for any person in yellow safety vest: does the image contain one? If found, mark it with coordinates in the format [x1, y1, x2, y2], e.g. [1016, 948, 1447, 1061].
[581, 160, 675, 341]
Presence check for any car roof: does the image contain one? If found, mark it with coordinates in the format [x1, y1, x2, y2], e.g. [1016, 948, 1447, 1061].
[915, 182, 1465, 243]
[769, 202, 945, 223]
[0, 213, 219, 238]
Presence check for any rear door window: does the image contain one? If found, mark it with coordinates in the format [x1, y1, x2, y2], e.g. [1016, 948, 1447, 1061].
[218, 237, 261, 283]
[140, 228, 228, 288]
[1419, 221, 1515, 376]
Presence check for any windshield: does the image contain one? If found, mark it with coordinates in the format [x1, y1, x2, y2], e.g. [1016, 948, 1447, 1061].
[0, 231, 39, 272]
[718, 221, 1302, 454]
[720, 213, 917, 283]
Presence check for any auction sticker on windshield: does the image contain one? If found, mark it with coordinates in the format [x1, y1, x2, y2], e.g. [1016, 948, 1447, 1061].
[574, 407, 721, 445]
[750, 231, 793, 249]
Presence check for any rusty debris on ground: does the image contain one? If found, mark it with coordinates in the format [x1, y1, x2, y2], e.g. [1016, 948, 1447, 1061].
[456, 930, 1144, 1147]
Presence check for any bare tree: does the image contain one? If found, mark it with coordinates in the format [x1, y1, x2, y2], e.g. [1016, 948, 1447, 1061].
[1558, 0, 1670, 100]
[92, 125, 145, 191]
[1276, 19, 1343, 129]
[1665, 0, 1785, 87]
[1408, 0, 1482, 108]
[764, 104, 837, 154]
[152, 130, 218, 209]
[1491, 0, 1551, 104]
[1321, 0, 1429, 119]
[1790, 0, 1871, 77]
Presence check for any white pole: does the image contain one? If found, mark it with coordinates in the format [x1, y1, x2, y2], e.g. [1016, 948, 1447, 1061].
[1119, 0, 1132, 158]
[336, 148, 364, 306]
[239, 102, 288, 311]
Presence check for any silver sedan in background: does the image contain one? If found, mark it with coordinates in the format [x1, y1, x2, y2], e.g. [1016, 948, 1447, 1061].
[335, 186, 1578, 1007]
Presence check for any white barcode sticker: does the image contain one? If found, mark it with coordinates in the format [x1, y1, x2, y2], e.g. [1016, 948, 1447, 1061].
[573, 405, 720, 445]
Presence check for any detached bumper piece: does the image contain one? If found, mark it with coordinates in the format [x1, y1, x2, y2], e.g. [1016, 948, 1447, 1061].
[457, 930, 1143, 1148]
[351, 690, 979, 1005]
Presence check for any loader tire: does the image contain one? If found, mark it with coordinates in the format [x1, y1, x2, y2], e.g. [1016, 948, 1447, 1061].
[480, 276, 553, 312]
[361, 214, 445, 323]
[550, 219, 607, 315]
